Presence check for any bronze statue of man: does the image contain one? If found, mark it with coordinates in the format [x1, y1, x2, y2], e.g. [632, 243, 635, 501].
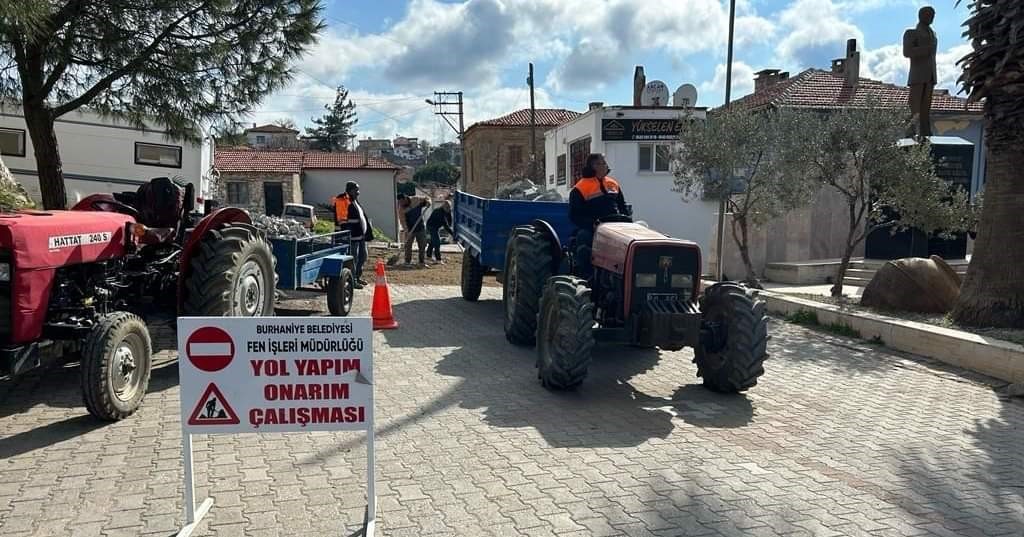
[903, 6, 937, 138]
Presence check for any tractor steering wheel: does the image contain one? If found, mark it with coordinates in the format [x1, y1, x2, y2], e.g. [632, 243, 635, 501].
[91, 199, 140, 217]
[596, 213, 633, 225]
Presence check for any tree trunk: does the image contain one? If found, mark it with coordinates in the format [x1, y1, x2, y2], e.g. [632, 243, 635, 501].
[737, 218, 758, 284]
[952, 118, 1024, 328]
[23, 105, 67, 210]
[831, 201, 860, 297]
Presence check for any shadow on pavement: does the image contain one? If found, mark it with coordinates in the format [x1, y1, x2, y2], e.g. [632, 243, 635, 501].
[369, 296, 753, 450]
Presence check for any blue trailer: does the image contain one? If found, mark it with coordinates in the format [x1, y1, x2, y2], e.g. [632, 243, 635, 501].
[270, 230, 356, 316]
[453, 190, 574, 301]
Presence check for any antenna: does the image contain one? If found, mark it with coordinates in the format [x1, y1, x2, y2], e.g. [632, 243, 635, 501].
[641, 80, 670, 106]
[673, 84, 699, 107]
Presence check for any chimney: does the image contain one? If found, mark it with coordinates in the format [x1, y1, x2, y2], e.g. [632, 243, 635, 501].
[832, 39, 860, 88]
[633, 66, 646, 106]
[754, 69, 789, 93]
[588, 101, 603, 111]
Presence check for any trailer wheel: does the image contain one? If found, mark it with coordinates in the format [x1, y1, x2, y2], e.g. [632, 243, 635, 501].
[185, 223, 276, 316]
[536, 276, 594, 390]
[503, 228, 554, 345]
[461, 249, 484, 302]
[81, 312, 152, 421]
[694, 283, 768, 393]
[327, 268, 355, 316]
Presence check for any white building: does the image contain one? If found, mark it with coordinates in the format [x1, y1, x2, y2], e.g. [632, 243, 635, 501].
[0, 104, 211, 206]
[544, 103, 716, 270]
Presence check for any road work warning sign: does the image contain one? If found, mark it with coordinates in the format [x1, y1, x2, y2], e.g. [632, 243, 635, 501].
[177, 317, 374, 435]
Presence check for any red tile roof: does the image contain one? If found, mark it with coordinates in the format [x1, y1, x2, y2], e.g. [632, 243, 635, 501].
[213, 149, 399, 173]
[214, 150, 304, 174]
[302, 151, 398, 170]
[246, 124, 299, 133]
[728, 69, 982, 113]
[470, 108, 582, 129]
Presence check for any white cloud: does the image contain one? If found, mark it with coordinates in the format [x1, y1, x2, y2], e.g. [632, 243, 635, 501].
[776, 0, 864, 68]
[861, 42, 972, 96]
[700, 61, 755, 99]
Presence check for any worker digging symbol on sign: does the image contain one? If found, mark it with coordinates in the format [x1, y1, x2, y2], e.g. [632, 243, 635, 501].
[205, 396, 227, 419]
[187, 383, 239, 426]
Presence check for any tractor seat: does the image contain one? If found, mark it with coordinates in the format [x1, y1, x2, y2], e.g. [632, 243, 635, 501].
[134, 177, 186, 230]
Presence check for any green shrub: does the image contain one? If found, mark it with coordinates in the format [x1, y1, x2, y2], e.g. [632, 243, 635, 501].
[313, 219, 334, 234]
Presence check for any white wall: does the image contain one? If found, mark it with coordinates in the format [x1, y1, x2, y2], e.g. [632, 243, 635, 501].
[301, 168, 398, 240]
[544, 106, 716, 272]
[544, 110, 602, 191]
[1, 106, 208, 206]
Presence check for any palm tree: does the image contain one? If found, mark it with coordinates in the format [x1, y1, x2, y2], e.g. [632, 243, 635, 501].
[951, 0, 1024, 328]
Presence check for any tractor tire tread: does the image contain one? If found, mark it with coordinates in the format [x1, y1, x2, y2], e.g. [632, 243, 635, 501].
[461, 249, 484, 301]
[537, 276, 594, 390]
[81, 312, 152, 421]
[184, 224, 277, 316]
[504, 229, 554, 346]
[694, 283, 768, 393]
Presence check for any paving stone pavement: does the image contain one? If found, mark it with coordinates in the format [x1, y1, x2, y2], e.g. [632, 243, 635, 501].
[1, 284, 1022, 537]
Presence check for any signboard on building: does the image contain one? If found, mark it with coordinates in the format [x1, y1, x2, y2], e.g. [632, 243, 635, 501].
[175, 316, 376, 537]
[602, 118, 682, 141]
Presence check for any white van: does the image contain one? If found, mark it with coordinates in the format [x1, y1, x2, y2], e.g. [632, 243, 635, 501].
[283, 203, 317, 229]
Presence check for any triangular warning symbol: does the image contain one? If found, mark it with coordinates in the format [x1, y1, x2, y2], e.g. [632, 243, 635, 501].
[188, 383, 240, 426]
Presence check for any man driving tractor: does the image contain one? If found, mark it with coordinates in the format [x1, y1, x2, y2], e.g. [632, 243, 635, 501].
[568, 153, 630, 278]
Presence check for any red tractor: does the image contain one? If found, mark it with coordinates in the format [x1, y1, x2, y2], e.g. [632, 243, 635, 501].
[502, 215, 768, 393]
[0, 177, 276, 420]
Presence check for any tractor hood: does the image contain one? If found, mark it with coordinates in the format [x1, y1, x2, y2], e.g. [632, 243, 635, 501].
[0, 210, 132, 270]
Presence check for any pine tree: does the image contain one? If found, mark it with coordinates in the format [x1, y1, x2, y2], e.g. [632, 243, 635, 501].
[306, 86, 358, 152]
[0, 0, 323, 209]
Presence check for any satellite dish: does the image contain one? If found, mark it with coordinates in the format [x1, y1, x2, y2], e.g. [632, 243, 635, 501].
[641, 80, 670, 106]
[673, 84, 698, 107]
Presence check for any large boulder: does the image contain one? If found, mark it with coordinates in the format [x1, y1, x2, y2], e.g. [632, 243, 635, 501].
[860, 255, 962, 313]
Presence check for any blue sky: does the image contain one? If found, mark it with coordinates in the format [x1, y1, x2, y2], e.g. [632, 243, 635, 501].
[250, 0, 974, 145]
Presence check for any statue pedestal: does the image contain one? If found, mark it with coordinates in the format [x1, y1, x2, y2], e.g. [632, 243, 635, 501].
[865, 136, 974, 260]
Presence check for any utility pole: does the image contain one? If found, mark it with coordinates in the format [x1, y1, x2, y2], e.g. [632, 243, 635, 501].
[527, 63, 537, 184]
[426, 91, 465, 188]
[714, 0, 737, 282]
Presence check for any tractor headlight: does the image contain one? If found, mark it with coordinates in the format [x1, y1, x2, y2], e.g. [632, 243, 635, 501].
[635, 273, 657, 287]
[0, 262, 9, 282]
[671, 274, 692, 288]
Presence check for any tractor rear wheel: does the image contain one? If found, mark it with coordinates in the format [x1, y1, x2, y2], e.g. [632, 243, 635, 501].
[185, 224, 276, 316]
[81, 312, 152, 421]
[694, 283, 768, 393]
[461, 249, 484, 301]
[536, 276, 594, 390]
[327, 268, 355, 316]
[503, 228, 554, 346]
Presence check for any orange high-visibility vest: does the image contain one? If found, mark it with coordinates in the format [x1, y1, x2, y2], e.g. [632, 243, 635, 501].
[334, 195, 351, 222]
[573, 176, 622, 200]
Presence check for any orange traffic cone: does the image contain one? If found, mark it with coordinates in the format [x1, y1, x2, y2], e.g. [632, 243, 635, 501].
[371, 259, 399, 330]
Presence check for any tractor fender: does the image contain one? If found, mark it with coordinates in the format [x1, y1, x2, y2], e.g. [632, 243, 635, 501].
[176, 207, 253, 312]
[70, 194, 116, 211]
[529, 219, 563, 273]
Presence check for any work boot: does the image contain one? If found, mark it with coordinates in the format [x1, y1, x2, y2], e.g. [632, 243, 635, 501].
[353, 280, 365, 290]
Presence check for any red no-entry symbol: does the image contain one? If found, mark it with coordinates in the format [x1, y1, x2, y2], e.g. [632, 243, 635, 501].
[186, 327, 235, 372]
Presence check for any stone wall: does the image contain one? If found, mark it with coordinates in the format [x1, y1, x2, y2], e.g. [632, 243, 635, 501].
[216, 172, 301, 215]
[708, 187, 866, 280]
[463, 126, 546, 197]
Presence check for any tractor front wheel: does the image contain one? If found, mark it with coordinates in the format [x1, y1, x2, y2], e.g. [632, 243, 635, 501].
[504, 228, 554, 346]
[185, 223, 276, 316]
[327, 268, 355, 316]
[81, 312, 153, 421]
[461, 249, 484, 302]
[694, 283, 768, 393]
[536, 276, 594, 390]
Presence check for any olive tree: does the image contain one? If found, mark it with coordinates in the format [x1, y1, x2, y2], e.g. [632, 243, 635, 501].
[673, 108, 817, 285]
[792, 106, 973, 297]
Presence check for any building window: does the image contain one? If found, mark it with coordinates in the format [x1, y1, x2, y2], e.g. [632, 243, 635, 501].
[226, 182, 249, 205]
[135, 142, 182, 168]
[569, 137, 591, 183]
[639, 143, 670, 172]
[0, 128, 25, 157]
[507, 145, 523, 169]
[256, 135, 266, 144]
[556, 154, 567, 186]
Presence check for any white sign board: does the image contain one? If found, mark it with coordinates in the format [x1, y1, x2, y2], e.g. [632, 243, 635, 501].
[175, 316, 375, 537]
